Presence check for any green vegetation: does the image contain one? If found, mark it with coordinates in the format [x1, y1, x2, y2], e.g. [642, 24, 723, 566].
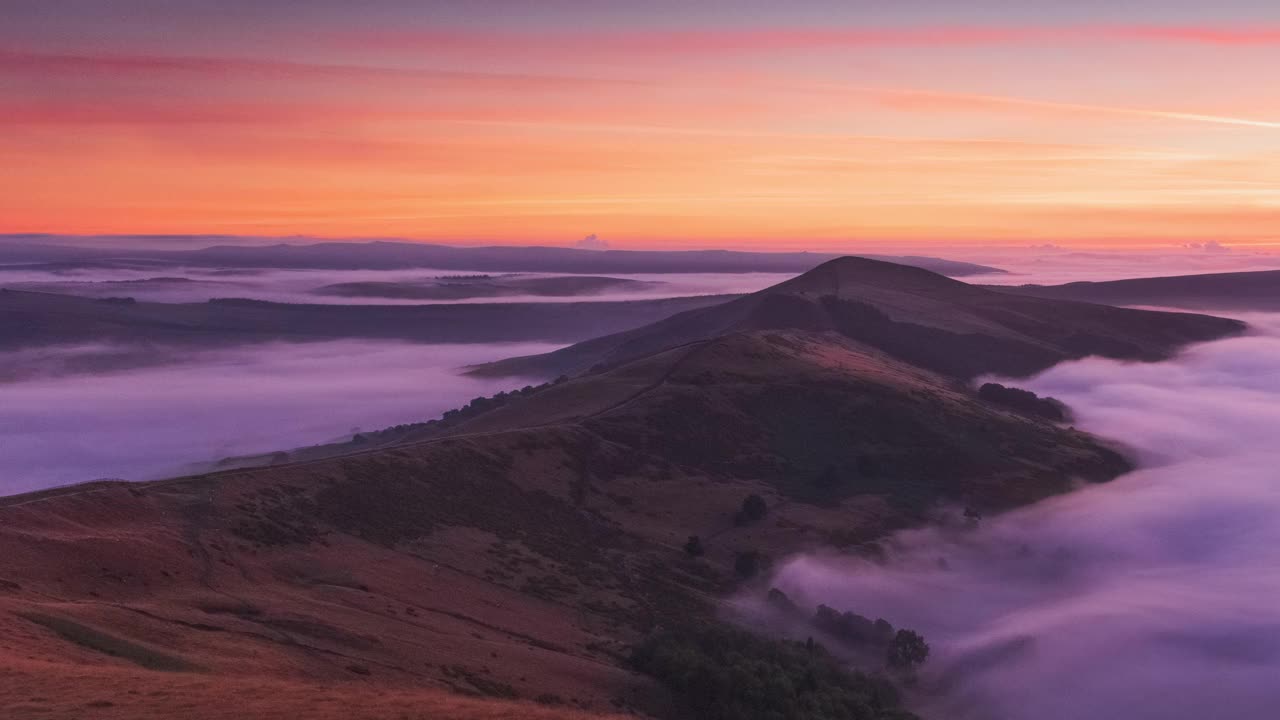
[886, 630, 930, 672]
[769, 591, 931, 676]
[734, 493, 769, 525]
[813, 604, 895, 647]
[351, 375, 570, 443]
[632, 623, 917, 720]
[978, 382, 1067, 421]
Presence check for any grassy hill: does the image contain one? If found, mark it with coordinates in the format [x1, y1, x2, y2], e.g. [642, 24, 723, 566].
[0, 258, 1245, 719]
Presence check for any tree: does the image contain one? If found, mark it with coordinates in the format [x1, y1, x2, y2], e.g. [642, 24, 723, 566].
[630, 622, 914, 720]
[886, 630, 929, 671]
[684, 535, 705, 557]
[766, 587, 800, 615]
[734, 494, 768, 525]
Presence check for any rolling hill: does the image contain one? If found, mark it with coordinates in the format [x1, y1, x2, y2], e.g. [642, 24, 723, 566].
[0, 237, 1005, 277]
[314, 275, 662, 301]
[0, 258, 1244, 719]
[0, 289, 734, 350]
[992, 269, 1280, 311]
[472, 257, 1242, 379]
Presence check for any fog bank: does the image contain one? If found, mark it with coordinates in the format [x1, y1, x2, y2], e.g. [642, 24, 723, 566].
[762, 317, 1280, 719]
[0, 340, 559, 496]
[0, 265, 792, 305]
[962, 247, 1280, 286]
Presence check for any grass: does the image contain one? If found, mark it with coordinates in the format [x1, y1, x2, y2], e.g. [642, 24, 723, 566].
[17, 612, 199, 672]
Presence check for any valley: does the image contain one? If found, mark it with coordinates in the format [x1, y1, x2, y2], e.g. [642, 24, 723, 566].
[0, 258, 1245, 719]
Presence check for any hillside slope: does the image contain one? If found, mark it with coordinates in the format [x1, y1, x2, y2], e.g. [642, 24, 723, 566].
[0, 289, 733, 349]
[992, 269, 1280, 311]
[0, 258, 1245, 719]
[0, 330, 1123, 715]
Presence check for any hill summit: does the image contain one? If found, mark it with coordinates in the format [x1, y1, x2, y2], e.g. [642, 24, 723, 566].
[473, 256, 1243, 379]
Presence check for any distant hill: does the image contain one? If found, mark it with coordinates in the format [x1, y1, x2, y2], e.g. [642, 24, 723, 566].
[473, 257, 1243, 379]
[0, 237, 1006, 276]
[0, 289, 736, 350]
[315, 275, 662, 301]
[992, 269, 1280, 311]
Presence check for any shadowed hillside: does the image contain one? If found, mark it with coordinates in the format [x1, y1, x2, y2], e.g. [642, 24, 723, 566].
[0, 237, 1005, 277]
[992, 269, 1280, 312]
[0, 289, 734, 350]
[471, 257, 1243, 379]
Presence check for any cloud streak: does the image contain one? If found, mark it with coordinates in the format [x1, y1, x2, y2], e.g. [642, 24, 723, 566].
[858, 86, 1280, 130]
[6, 10, 1280, 244]
[348, 25, 1280, 54]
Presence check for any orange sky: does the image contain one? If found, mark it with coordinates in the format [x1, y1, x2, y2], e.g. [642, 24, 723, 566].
[4, 4, 1280, 250]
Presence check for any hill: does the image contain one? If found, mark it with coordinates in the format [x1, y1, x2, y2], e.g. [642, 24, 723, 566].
[0, 289, 733, 350]
[472, 257, 1242, 379]
[0, 237, 1005, 277]
[315, 275, 662, 301]
[992, 269, 1280, 311]
[0, 330, 1126, 718]
[0, 258, 1243, 719]
[0, 662, 631, 720]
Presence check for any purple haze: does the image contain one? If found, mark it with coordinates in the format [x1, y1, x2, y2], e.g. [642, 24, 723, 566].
[0, 340, 559, 496]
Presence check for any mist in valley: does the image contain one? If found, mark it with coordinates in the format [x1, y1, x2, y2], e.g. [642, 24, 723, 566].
[0, 340, 560, 496]
[0, 264, 794, 305]
[756, 314, 1280, 719]
[959, 246, 1280, 287]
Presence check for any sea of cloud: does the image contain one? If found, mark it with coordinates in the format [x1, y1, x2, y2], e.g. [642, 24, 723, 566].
[0, 340, 560, 496]
[0, 265, 790, 304]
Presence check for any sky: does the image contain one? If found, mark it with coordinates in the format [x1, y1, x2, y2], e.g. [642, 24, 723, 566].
[4, 1, 1280, 249]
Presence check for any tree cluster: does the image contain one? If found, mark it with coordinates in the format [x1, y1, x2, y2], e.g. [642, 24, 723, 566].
[632, 623, 918, 720]
[977, 382, 1067, 421]
[351, 375, 570, 443]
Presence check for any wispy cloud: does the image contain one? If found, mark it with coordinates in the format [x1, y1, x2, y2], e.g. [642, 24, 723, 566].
[347, 24, 1280, 54]
[857, 86, 1280, 130]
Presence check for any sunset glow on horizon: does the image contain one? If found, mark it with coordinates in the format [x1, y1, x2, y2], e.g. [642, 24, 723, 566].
[4, 1, 1280, 250]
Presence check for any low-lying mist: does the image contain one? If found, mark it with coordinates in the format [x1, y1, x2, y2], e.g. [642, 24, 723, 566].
[0, 340, 559, 497]
[0, 265, 790, 305]
[758, 315, 1280, 719]
[961, 247, 1280, 286]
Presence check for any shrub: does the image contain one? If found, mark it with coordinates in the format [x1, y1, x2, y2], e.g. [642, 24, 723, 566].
[684, 535, 705, 557]
[734, 494, 768, 525]
[886, 630, 929, 671]
[978, 383, 1067, 421]
[766, 587, 800, 615]
[813, 605, 896, 647]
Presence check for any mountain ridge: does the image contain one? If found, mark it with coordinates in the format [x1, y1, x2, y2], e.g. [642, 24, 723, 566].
[473, 256, 1244, 379]
[0, 237, 1006, 277]
[992, 268, 1280, 311]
